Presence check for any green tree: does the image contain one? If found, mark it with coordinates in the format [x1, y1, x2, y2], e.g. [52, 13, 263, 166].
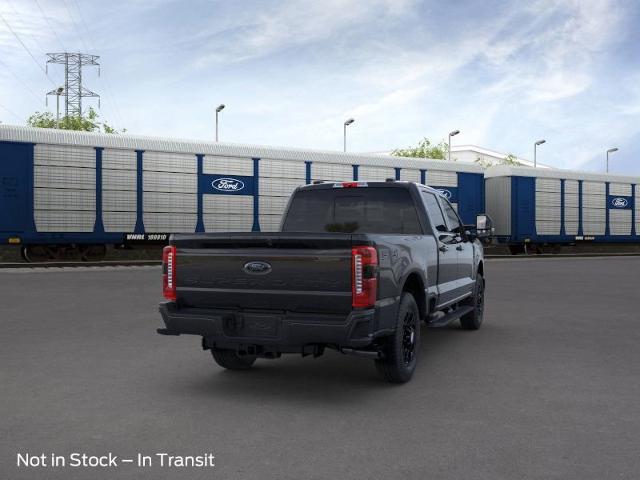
[475, 152, 523, 168]
[27, 107, 125, 134]
[503, 153, 521, 165]
[392, 138, 450, 160]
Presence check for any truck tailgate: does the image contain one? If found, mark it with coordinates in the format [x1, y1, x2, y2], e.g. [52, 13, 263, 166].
[173, 234, 355, 314]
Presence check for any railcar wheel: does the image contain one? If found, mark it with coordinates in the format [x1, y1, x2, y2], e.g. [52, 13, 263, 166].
[80, 245, 107, 262]
[21, 245, 53, 263]
[523, 243, 542, 255]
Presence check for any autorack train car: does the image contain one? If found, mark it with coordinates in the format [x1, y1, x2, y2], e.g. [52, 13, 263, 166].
[0, 125, 485, 262]
[485, 165, 640, 254]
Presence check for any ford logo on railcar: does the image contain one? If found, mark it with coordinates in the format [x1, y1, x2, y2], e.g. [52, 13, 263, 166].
[436, 189, 452, 199]
[243, 261, 272, 275]
[611, 197, 628, 208]
[212, 178, 245, 192]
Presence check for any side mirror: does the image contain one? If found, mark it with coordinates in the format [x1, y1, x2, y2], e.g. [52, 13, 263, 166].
[438, 232, 457, 244]
[475, 214, 494, 244]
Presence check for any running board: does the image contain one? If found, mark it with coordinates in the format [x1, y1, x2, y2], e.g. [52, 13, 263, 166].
[426, 305, 473, 328]
[340, 348, 383, 359]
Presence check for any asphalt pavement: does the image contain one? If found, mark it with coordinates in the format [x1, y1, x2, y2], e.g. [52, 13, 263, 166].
[1, 257, 639, 479]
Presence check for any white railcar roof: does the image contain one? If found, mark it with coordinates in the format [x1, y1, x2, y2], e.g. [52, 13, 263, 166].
[0, 124, 483, 174]
[485, 165, 640, 184]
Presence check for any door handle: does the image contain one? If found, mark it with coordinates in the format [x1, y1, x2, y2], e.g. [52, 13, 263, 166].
[439, 245, 448, 252]
[456, 245, 463, 251]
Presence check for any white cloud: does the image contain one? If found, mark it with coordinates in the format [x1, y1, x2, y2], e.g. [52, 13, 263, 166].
[191, 0, 419, 67]
[1, 0, 638, 175]
[478, 0, 622, 104]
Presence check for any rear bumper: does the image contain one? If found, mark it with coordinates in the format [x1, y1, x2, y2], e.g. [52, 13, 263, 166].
[158, 299, 398, 352]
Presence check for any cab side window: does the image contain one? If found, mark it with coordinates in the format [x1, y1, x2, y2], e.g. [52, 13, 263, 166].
[439, 198, 463, 234]
[422, 192, 448, 232]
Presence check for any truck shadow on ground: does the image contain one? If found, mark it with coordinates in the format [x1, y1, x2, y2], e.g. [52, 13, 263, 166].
[170, 323, 469, 405]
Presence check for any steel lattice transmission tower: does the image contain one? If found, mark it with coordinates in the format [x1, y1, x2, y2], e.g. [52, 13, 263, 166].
[46, 53, 100, 117]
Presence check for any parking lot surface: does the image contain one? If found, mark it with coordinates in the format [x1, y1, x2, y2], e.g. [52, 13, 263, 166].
[1, 257, 640, 479]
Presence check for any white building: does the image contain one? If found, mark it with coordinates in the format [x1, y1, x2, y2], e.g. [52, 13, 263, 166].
[450, 145, 552, 169]
[369, 145, 553, 169]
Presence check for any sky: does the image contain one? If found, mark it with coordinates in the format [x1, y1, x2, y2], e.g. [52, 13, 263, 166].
[1, 0, 639, 174]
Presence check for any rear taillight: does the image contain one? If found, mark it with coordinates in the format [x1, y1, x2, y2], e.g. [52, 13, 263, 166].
[162, 245, 177, 301]
[352, 246, 378, 308]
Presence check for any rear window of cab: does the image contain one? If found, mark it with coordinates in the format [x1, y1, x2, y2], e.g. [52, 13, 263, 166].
[282, 187, 423, 234]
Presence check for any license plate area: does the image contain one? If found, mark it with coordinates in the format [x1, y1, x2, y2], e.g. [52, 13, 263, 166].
[223, 313, 281, 338]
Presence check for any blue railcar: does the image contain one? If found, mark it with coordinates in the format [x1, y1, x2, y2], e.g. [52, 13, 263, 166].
[485, 165, 639, 253]
[0, 125, 485, 261]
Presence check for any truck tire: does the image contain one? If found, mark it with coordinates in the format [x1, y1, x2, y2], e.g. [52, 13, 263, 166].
[375, 292, 420, 383]
[211, 349, 256, 370]
[460, 274, 484, 330]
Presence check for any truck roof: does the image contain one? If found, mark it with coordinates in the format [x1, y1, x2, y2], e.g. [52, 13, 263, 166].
[298, 180, 447, 197]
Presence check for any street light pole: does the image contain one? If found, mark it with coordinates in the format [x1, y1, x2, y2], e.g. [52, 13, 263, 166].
[343, 118, 354, 152]
[606, 147, 618, 173]
[215, 104, 225, 142]
[448, 130, 460, 161]
[55, 87, 63, 127]
[534, 139, 546, 168]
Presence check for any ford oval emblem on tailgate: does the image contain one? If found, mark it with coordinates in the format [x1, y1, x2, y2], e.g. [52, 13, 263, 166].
[243, 261, 272, 275]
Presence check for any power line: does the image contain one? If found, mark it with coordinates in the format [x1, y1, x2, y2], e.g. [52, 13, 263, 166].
[6, 0, 63, 84]
[94, 64, 124, 127]
[61, 0, 90, 52]
[69, 0, 125, 127]
[0, 11, 56, 87]
[4, 0, 64, 86]
[6, 0, 45, 49]
[0, 57, 44, 102]
[0, 101, 23, 122]
[33, 0, 68, 52]
[70, 0, 92, 47]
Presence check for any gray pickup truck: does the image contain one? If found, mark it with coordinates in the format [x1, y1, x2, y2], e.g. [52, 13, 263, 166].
[158, 180, 492, 383]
